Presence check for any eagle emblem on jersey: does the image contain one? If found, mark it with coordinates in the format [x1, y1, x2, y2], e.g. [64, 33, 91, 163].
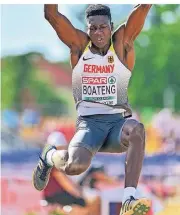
[108, 56, 114, 63]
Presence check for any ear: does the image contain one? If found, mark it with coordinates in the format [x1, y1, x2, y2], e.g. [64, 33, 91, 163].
[111, 22, 114, 32]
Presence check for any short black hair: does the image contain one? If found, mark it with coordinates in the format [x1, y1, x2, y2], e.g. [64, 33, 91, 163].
[85, 4, 112, 22]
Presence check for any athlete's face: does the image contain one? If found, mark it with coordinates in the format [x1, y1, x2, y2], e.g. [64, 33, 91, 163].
[87, 15, 113, 49]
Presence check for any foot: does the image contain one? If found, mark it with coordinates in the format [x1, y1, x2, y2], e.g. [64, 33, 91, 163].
[120, 196, 151, 215]
[32, 144, 56, 191]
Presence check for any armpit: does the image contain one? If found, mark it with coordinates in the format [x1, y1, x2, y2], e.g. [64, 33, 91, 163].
[124, 40, 134, 52]
[70, 45, 82, 56]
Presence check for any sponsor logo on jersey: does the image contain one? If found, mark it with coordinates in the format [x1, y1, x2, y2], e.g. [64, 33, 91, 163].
[82, 77, 107, 85]
[82, 76, 117, 105]
[108, 76, 116, 84]
[83, 56, 94, 61]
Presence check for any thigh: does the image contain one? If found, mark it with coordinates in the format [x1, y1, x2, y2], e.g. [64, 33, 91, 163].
[99, 118, 128, 153]
[69, 116, 108, 155]
[99, 118, 143, 153]
[66, 116, 110, 175]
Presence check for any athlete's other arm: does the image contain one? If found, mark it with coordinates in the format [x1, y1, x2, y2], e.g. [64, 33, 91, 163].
[123, 4, 152, 49]
[113, 4, 152, 70]
[44, 4, 88, 53]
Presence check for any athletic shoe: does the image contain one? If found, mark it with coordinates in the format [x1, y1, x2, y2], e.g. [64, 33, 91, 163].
[120, 196, 151, 215]
[32, 144, 56, 191]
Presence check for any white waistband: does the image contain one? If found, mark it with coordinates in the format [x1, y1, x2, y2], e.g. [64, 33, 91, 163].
[77, 101, 125, 116]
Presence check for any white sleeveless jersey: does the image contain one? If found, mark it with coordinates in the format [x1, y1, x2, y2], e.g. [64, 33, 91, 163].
[72, 42, 132, 117]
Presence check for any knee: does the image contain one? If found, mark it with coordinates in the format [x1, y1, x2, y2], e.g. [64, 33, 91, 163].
[122, 120, 145, 146]
[65, 158, 90, 176]
[130, 122, 145, 145]
[134, 122, 145, 135]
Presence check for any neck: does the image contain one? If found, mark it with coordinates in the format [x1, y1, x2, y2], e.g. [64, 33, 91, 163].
[90, 40, 111, 56]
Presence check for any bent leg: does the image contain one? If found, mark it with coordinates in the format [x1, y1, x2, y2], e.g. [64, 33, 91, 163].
[53, 116, 107, 175]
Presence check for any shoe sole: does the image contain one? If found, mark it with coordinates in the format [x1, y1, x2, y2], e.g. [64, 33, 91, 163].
[32, 168, 42, 191]
[123, 199, 151, 215]
[32, 167, 50, 191]
[32, 144, 55, 191]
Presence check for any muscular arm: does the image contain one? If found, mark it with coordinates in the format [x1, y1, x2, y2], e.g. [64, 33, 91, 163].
[113, 5, 152, 71]
[123, 4, 152, 47]
[44, 4, 88, 51]
[114, 5, 151, 46]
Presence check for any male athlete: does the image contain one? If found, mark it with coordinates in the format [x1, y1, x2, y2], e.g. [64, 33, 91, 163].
[33, 4, 152, 215]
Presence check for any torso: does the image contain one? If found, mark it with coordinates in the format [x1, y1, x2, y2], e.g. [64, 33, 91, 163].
[72, 41, 132, 117]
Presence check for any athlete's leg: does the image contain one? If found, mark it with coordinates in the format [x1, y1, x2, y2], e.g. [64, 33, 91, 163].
[33, 142, 93, 191]
[101, 119, 146, 189]
[99, 117, 150, 215]
[96, 116, 145, 188]
[33, 115, 108, 191]
[57, 115, 108, 175]
[120, 119, 150, 215]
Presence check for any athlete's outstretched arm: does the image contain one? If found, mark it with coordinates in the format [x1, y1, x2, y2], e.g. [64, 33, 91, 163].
[113, 5, 151, 48]
[44, 4, 88, 50]
[123, 4, 152, 46]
